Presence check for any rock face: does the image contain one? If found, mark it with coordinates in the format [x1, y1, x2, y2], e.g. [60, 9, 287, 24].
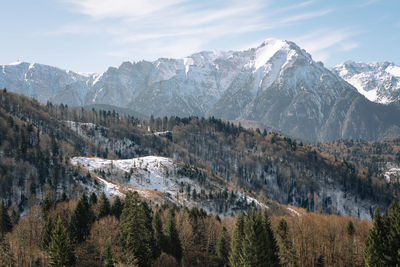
[2, 39, 400, 142]
[332, 61, 400, 104]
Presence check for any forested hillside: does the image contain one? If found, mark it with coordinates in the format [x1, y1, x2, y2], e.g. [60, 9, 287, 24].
[0, 90, 398, 219]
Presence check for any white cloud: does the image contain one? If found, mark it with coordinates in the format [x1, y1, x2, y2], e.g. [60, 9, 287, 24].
[59, 0, 338, 60]
[293, 28, 358, 61]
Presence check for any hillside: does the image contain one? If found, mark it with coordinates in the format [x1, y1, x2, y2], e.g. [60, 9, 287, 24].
[0, 90, 398, 220]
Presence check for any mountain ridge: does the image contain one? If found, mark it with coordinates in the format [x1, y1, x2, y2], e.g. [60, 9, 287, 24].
[2, 39, 400, 142]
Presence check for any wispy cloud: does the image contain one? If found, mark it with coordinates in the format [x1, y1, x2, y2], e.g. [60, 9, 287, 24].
[58, 0, 339, 60]
[294, 28, 359, 62]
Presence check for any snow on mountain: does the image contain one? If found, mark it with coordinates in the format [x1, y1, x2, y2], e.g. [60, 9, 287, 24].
[332, 61, 400, 104]
[2, 39, 400, 141]
[71, 156, 266, 215]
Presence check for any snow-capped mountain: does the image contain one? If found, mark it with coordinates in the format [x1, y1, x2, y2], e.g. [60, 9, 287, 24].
[2, 39, 400, 142]
[332, 61, 400, 104]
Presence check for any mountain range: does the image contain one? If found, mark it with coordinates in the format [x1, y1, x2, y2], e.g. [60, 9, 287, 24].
[2, 38, 400, 142]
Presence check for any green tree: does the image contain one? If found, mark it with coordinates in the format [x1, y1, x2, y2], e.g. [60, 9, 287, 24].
[344, 220, 356, 267]
[152, 209, 164, 260]
[41, 194, 53, 218]
[97, 192, 111, 219]
[89, 192, 98, 206]
[48, 216, 75, 267]
[163, 208, 182, 263]
[119, 192, 155, 267]
[229, 212, 245, 267]
[0, 201, 12, 237]
[103, 240, 115, 267]
[215, 226, 230, 267]
[111, 196, 123, 219]
[69, 192, 93, 243]
[40, 217, 53, 251]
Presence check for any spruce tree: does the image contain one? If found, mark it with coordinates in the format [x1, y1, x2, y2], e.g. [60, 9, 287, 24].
[216, 226, 230, 267]
[89, 192, 98, 206]
[240, 210, 266, 266]
[40, 217, 53, 251]
[229, 212, 245, 267]
[119, 192, 156, 267]
[164, 208, 182, 262]
[97, 192, 111, 219]
[0, 201, 12, 237]
[365, 208, 389, 267]
[152, 209, 164, 259]
[48, 216, 75, 267]
[262, 212, 281, 267]
[41, 193, 53, 218]
[69, 192, 93, 243]
[111, 196, 123, 219]
[103, 240, 115, 267]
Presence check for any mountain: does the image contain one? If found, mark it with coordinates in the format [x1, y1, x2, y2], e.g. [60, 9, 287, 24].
[2, 39, 400, 142]
[332, 61, 400, 104]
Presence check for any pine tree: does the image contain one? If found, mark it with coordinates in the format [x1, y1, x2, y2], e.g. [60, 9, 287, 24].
[69, 192, 93, 243]
[163, 208, 182, 263]
[262, 212, 281, 267]
[97, 192, 111, 219]
[40, 217, 53, 251]
[229, 212, 244, 267]
[41, 193, 53, 218]
[365, 208, 389, 267]
[216, 226, 230, 267]
[119, 192, 156, 267]
[48, 216, 75, 267]
[152, 209, 164, 260]
[111, 196, 123, 219]
[0, 201, 12, 237]
[89, 192, 98, 206]
[103, 240, 115, 267]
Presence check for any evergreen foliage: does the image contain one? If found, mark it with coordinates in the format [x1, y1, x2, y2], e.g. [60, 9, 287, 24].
[97, 192, 111, 219]
[69, 192, 93, 243]
[152, 209, 164, 260]
[365, 203, 400, 266]
[0, 201, 12, 237]
[215, 226, 230, 267]
[229, 212, 244, 267]
[276, 218, 296, 267]
[0, 236, 15, 267]
[103, 240, 115, 267]
[119, 192, 156, 267]
[163, 208, 182, 262]
[40, 217, 53, 251]
[111, 196, 123, 219]
[48, 216, 75, 267]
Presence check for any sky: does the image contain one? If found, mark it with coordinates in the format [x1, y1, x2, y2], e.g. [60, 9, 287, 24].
[1, 0, 399, 73]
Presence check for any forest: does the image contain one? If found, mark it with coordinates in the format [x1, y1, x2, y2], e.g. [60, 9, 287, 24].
[1, 89, 400, 265]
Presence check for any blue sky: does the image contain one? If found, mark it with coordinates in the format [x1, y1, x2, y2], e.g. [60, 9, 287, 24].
[1, 0, 399, 72]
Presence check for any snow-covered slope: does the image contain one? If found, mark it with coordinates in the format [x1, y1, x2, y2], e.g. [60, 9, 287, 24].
[332, 61, 400, 104]
[71, 156, 266, 216]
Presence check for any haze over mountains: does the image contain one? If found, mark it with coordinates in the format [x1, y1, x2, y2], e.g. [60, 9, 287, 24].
[1, 38, 400, 142]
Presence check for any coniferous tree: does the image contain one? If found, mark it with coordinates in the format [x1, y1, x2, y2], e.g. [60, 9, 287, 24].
[229, 212, 244, 267]
[40, 217, 53, 251]
[48, 216, 75, 267]
[344, 220, 356, 267]
[103, 240, 115, 267]
[89, 192, 98, 206]
[164, 208, 182, 263]
[365, 208, 389, 267]
[119, 192, 155, 267]
[215, 226, 230, 267]
[41, 194, 53, 218]
[152, 209, 164, 260]
[262, 212, 281, 267]
[97, 192, 111, 219]
[0, 201, 12, 237]
[111, 196, 123, 219]
[69, 192, 93, 243]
